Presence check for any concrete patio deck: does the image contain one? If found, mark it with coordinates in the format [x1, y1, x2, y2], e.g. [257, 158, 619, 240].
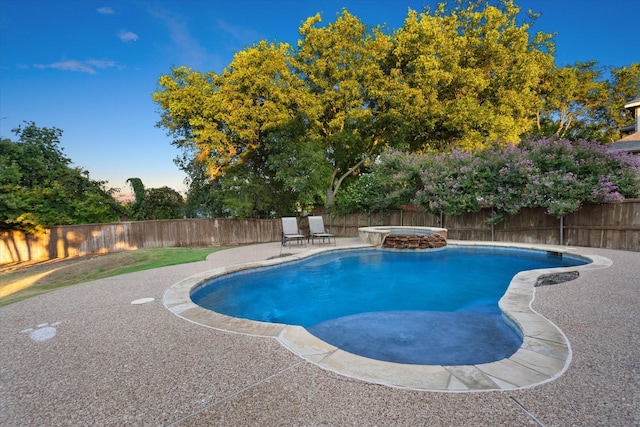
[1, 239, 638, 426]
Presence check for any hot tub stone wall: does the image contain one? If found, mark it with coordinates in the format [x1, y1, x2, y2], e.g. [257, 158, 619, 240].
[358, 226, 448, 248]
[382, 233, 447, 249]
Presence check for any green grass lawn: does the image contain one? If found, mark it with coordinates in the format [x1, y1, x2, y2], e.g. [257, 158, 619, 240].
[0, 247, 226, 307]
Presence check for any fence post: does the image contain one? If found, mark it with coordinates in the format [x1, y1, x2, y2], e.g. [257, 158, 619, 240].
[491, 208, 495, 242]
[343, 214, 346, 236]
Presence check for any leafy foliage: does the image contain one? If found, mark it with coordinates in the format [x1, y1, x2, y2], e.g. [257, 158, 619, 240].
[138, 186, 184, 220]
[154, 2, 555, 213]
[353, 139, 640, 220]
[126, 177, 145, 219]
[1, 122, 125, 232]
[125, 178, 185, 220]
[534, 62, 640, 142]
[334, 150, 423, 214]
[154, 1, 638, 217]
[295, 10, 404, 207]
[390, 0, 554, 150]
[519, 139, 639, 216]
[180, 159, 222, 218]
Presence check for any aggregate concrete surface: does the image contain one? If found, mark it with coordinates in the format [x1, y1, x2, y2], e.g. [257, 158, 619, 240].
[1, 239, 638, 426]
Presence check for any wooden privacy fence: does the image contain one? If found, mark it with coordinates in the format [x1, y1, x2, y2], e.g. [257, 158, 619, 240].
[2, 199, 639, 263]
[1, 218, 281, 264]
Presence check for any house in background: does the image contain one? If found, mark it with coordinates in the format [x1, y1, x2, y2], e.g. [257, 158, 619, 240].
[607, 97, 640, 155]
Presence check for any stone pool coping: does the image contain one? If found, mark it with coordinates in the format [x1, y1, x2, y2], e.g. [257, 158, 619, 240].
[163, 241, 611, 392]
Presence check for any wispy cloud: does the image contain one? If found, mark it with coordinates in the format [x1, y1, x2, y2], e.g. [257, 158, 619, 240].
[148, 7, 208, 68]
[33, 59, 119, 74]
[117, 30, 138, 42]
[97, 7, 115, 15]
[216, 19, 261, 48]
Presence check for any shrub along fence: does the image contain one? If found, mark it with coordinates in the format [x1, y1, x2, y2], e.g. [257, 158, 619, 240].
[2, 199, 639, 264]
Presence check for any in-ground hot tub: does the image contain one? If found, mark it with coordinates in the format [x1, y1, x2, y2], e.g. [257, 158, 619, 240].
[359, 226, 448, 248]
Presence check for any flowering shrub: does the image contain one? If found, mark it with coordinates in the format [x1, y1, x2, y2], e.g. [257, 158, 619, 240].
[520, 139, 640, 216]
[357, 138, 640, 221]
[416, 150, 485, 216]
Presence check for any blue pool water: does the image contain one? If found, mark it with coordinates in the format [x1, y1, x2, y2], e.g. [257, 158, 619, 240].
[191, 246, 588, 365]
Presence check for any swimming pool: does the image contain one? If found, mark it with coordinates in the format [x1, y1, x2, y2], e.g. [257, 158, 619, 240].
[191, 246, 588, 365]
[164, 241, 610, 391]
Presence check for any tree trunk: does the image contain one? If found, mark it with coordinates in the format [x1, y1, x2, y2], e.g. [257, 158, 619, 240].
[325, 189, 335, 209]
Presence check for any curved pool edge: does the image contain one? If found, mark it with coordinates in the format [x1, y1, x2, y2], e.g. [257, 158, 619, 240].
[163, 241, 612, 392]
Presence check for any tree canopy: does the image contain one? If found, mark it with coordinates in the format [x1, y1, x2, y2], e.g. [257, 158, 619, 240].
[154, 0, 639, 217]
[125, 178, 186, 220]
[1, 122, 125, 232]
[389, 1, 553, 150]
[533, 62, 640, 142]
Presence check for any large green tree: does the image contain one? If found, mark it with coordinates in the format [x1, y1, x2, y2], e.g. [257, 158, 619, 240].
[535, 61, 607, 139]
[389, 0, 554, 151]
[154, 41, 317, 215]
[534, 62, 639, 142]
[605, 64, 640, 139]
[154, 1, 635, 217]
[125, 177, 186, 220]
[179, 159, 221, 218]
[139, 186, 184, 220]
[0, 122, 124, 232]
[153, 42, 307, 177]
[294, 10, 404, 208]
[154, 13, 402, 212]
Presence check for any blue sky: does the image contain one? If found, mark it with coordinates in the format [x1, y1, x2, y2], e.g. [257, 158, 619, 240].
[1, 0, 638, 198]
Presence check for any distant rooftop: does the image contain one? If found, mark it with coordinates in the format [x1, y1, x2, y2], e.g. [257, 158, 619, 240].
[624, 97, 640, 111]
[607, 132, 640, 154]
[611, 97, 640, 154]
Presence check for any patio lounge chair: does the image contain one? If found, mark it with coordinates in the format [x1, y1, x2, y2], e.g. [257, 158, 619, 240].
[281, 217, 306, 247]
[308, 216, 335, 245]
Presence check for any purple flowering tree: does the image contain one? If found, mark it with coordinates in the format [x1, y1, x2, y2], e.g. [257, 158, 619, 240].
[340, 138, 639, 226]
[385, 138, 640, 221]
[520, 138, 639, 217]
[414, 150, 487, 217]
